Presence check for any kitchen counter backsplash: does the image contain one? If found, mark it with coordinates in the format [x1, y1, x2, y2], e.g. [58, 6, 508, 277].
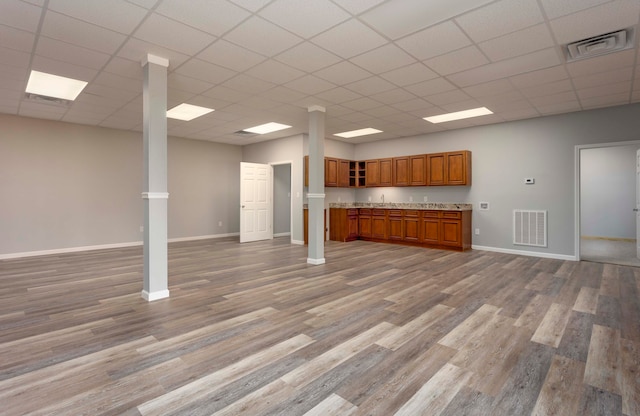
[329, 202, 472, 211]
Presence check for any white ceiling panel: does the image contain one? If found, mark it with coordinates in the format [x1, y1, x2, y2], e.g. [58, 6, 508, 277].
[396, 21, 471, 61]
[0, 0, 42, 32]
[361, 0, 494, 40]
[260, 0, 350, 38]
[549, 0, 640, 45]
[155, 0, 250, 37]
[41, 11, 127, 54]
[2, 1, 640, 144]
[275, 42, 341, 72]
[424, 46, 489, 76]
[197, 40, 266, 72]
[380, 63, 438, 87]
[315, 61, 371, 85]
[311, 19, 387, 59]
[455, 0, 545, 43]
[133, 13, 216, 55]
[478, 24, 554, 62]
[47, 0, 148, 34]
[225, 16, 302, 57]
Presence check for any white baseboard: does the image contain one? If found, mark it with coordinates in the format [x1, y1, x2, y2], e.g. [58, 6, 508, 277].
[141, 289, 170, 301]
[472, 245, 577, 261]
[291, 239, 305, 246]
[273, 232, 291, 238]
[0, 233, 241, 260]
[307, 257, 326, 265]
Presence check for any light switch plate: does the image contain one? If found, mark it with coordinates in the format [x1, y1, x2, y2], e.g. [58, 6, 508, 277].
[524, 178, 535, 184]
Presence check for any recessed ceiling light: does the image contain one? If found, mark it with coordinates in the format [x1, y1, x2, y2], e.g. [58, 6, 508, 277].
[424, 107, 493, 124]
[166, 103, 215, 121]
[25, 70, 88, 101]
[242, 122, 292, 134]
[334, 128, 383, 138]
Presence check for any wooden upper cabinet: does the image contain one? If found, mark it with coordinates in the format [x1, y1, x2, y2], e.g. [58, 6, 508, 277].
[304, 155, 309, 187]
[427, 151, 471, 186]
[365, 159, 380, 187]
[338, 159, 351, 188]
[325, 157, 338, 187]
[392, 157, 409, 186]
[409, 155, 426, 186]
[379, 158, 392, 187]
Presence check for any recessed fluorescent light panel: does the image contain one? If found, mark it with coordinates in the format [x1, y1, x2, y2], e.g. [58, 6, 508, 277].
[334, 128, 383, 138]
[242, 122, 292, 134]
[166, 103, 215, 121]
[25, 70, 88, 101]
[424, 107, 493, 124]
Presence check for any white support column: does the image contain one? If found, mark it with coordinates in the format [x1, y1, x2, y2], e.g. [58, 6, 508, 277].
[307, 105, 326, 265]
[141, 54, 170, 301]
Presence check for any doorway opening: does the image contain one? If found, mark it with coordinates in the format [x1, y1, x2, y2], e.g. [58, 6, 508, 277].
[272, 163, 292, 241]
[576, 141, 640, 267]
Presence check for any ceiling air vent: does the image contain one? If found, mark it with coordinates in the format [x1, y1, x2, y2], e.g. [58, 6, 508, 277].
[24, 92, 71, 107]
[565, 28, 634, 62]
[234, 130, 257, 137]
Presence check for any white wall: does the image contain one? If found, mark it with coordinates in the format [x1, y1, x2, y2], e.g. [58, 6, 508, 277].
[581, 144, 637, 239]
[0, 114, 242, 257]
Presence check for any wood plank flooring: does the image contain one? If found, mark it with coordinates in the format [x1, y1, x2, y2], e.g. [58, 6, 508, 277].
[0, 237, 638, 415]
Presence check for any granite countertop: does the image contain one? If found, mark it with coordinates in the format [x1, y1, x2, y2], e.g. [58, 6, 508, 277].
[329, 202, 472, 211]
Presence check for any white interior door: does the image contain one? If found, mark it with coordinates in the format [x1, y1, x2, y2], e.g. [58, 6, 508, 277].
[636, 149, 640, 258]
[240, 162, 272, 243]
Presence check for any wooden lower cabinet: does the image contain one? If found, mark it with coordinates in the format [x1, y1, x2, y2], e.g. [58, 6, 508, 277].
[330, 208, 471, 251]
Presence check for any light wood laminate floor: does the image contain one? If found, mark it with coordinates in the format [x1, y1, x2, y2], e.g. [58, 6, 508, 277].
[1, 237, 639, 415]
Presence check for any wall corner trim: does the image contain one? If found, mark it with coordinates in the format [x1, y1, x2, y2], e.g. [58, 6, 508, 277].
[142, 192, 169, 199]
[142, 54, 169, 68]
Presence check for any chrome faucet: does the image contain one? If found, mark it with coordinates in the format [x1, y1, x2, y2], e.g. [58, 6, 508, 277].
[381, 194, 384, 203]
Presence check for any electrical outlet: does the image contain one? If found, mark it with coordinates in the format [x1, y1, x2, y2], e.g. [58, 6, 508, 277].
[218, 221, 222, 227]
[409, 196, 413, 202]
[423, 196, 428, 202]
[139, 226, 144, 233]
[524, 178, 535, 184]
[475, 228, 480, 235]
[368, 196, 372, 202]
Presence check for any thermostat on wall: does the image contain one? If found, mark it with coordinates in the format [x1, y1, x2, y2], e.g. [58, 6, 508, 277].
[479, 202, 490, 210]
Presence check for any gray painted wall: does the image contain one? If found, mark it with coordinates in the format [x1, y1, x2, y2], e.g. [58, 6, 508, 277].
[242, 134, 304, 243]
[581, 145, 637, 239]
[273, 164, 291, 235]
[0, 114, 241, 256]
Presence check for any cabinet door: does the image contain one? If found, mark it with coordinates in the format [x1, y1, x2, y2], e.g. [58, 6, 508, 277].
[446, 151, 470, 185]
[409, 155, 427, 186]
[421, 217, 440, 244]
[347, 213, 359, 240]
[440, 219, 462, 247]
[403, 210, 420, 242]
[359, 212, 372, 238]
[388, 210, 403, 240]
[427, 153, 445, 186]
[379, 158, 392, 187]
[365, 159, 379, 187]
[393, 157, 409, 186]
[338, 159, 351, 187]
[372, 210, 387, 239]
[325, 158, 338, 187]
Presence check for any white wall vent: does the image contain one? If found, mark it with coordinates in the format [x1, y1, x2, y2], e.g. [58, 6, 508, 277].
[513, 209, 547, 247]
[565, 28, 634, 62]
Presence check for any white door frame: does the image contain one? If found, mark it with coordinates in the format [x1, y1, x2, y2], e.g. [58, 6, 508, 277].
[574, 139, 640, 260]
[270, 160, 293, 243]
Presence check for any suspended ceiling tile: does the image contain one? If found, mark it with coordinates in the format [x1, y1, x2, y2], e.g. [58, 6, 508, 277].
[475, 91, 525, 106]
[391, 97, 433, 112]
[93, 72, 142, 92]
[35, 37, 111, 70]
[41, 11, 126, 54]
[227, 0, 271, 12]
[540, 0, 613, 19]
[360, 0, 493, 40]
[455, 0, 545, 43]
[396, 21, 471, 61]
[0, 45, 30, 69]
[572, 67, 633, 89]
[311, 19, 387, 59]
[223, 73, 277, 94]
[102, 57, 144, 80]
[509, 65, 569, 88]
[406, 77, 458, 97]
[275, 42, 342, 73]
[133, 13, 216, 55]
[0, 0, 42, 32]
[529, 90, 578, 107]
[426, 89, 473, 106]
[284, 74, 336, 95]
[345, 76, 396, 95]
[47, 0, 147, 34]
[333, 0, 385, 14]
[0, 24, 36, 51]
[260, 0, 351, 39]
[448, 48, 561, 87]
[168, 73, 214, 95]
[566, 49, 636, 78]
[424, 46, 489, 76]
[536, 100, 581, 115]
[197, 40, 266, 72]
[380, 62, 438, 87]
[463, 79, 514, 98]
[478, 24, 555, 62]
[549, 0, 640, 45]
[350, 44, 417, 74]
[341, 97, 383, 111]
[245, 60, 306, 85]
[31, 54, 98, 82]
[117, 38, 190, 68]
[201, 84, 252, 102]
[518, 79, 574, 98]
[500, 107, 540, 120]
[576, 81, 631, 100]
[155, 0, 250, 37]
[581, 93, 629, 109]
[315, 87, 362, 104]
[175, 59, 237, 85]
[262, 86, 308, 104]
[225, 16, 303, 57]
[315, 61, 371, 85]
[369, 88, 416, 105]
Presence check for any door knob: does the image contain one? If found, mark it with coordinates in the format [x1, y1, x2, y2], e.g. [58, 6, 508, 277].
[242, 205, 245, 208]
